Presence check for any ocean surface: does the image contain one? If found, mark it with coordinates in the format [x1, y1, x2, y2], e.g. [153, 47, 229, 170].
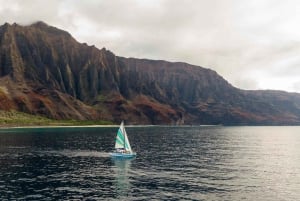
[0, 126, 299, 200]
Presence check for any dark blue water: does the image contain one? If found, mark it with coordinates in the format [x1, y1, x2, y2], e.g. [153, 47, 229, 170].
[0, 126, 299, 200]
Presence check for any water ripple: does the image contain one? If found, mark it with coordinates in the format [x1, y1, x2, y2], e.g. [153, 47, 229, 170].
[0, 126, 300, 200]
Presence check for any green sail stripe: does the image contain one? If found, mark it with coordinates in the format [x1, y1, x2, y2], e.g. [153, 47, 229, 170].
[117, 129, 125, 141]
[116, 137, 122, 142]
[116, 136, 129, 149]
[116, 138, 124, 146]
[116, 135, 124, 143]
[117, 135, 124, 143]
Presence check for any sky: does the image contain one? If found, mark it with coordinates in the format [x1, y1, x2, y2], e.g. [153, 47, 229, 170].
[1, 0, 300, 92]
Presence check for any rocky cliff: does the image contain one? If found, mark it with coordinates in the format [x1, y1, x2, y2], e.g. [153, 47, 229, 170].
[1, 21, 300, 125]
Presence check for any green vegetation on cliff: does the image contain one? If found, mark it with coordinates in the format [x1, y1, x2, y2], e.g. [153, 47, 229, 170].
[0, 110, 112, 127]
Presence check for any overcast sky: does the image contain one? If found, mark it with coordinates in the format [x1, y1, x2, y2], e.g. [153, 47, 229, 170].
[1, 0, 300, 92]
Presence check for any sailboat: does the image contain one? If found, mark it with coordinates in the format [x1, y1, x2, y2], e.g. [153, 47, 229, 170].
[110, 121, 136, 158]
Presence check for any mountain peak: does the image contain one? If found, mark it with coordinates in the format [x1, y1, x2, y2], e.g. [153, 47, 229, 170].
[0, 21, 50, 29]
[31, 21, 49, 28]
[27, 21, 72, 37]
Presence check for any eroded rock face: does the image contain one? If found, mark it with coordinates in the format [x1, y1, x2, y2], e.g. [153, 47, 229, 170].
[1, 21, 300, 125]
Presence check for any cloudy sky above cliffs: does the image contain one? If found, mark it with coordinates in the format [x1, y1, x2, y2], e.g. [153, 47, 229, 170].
[1, 0, 300, 92]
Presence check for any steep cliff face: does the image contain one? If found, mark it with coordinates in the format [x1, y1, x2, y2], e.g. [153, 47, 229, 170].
[0, 22, 104, 120]
[117, 58, 300, 124]
[1, 22, 300, 124]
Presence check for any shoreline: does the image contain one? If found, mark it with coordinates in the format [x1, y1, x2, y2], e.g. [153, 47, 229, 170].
[1, 123, 298, 129]
[0, 124, 222, 129]
[0, 124, 119, 129]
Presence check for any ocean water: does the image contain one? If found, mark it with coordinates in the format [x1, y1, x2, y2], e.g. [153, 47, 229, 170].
[0, 126, 299, 200]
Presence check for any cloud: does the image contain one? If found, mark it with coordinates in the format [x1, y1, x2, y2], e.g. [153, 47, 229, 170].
[292, 80, 300, 92]
[1, 0, 300, 92]
[0, 0, 62, 25]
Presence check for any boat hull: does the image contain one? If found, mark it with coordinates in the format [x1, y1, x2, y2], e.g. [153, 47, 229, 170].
[110, 152, 137, 159]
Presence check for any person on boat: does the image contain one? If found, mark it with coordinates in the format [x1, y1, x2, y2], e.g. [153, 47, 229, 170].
[117, 148, 126, 153]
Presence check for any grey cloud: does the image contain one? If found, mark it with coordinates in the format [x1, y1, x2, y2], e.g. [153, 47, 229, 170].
[1, 0, 300, 92]
[0, 0, 62, 25]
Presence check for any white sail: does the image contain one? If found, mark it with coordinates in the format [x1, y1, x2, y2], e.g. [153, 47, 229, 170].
[115, 121, 125, 149]
[123, 127, 132, 153]
[114, 121, 133, 153]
